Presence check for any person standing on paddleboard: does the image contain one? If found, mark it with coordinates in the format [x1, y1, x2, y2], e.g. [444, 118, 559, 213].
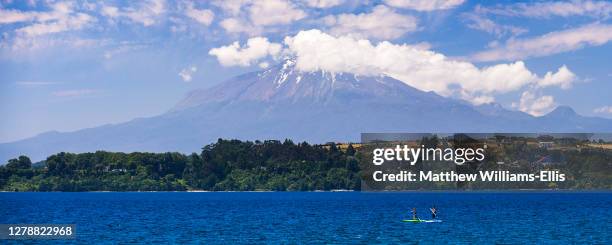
[412, 208, 418, 220]
[430, 207, 437, 219]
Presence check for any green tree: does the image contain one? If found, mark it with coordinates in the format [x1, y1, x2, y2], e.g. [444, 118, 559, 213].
[6, 156, 32, 169]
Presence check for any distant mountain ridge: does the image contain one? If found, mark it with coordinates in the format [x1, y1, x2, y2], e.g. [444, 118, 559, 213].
[2, 59, 612, 162]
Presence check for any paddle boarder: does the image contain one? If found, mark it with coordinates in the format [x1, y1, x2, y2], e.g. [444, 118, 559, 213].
[430, 207, 437, 219]
[412, 208, 418, 220]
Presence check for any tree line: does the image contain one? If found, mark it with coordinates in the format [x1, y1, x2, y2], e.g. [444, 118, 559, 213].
[0, 139, 360, 191]
[2, 137, 610, 191]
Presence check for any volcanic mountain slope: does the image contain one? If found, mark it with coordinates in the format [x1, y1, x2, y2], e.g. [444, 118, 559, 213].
[1, 59, 611, 161]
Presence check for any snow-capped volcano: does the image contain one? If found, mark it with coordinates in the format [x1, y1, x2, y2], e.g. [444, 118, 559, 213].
[2, 60, 612, 162]
[174, 58, 435, 110]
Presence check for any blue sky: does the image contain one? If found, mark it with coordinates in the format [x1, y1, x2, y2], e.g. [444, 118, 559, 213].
[1, 0, 611, 143]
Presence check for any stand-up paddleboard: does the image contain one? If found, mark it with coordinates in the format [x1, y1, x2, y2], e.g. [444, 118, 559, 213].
[402, 219, 442, 223]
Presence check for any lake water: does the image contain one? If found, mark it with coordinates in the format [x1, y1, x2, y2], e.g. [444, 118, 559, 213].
[1, 192, 610, 244]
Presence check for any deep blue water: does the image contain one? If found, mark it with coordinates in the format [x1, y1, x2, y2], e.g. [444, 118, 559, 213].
[1, 192, 610, 244]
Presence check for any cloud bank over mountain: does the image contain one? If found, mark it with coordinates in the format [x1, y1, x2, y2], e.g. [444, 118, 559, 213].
[210, 29, 576, 114]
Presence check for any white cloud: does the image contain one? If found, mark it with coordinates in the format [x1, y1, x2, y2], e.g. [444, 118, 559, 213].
[0, 2, 97, 51]
[537, 65, 576, 89]
[302, 0, 344, 8]
[594, 106, 612, 114]
[282, 29, 572, 104]
[102, 0, 165, 27]
[470, 95, 495, 105]
[212, 0, 250, 16]
[219, 17, 261, 35]
[0, 8, 37, 24]
[249, 0, 306, 26]
[516, 91, 556, 116]
[101, 6, 119, 18]
[259, 62, 270, 68]
[178, 66, 197, 82]
[215, 0, 306, 35]
[477, 0, 612, 19]
[129, 0, 165, 26]
[16, 13, 94, 37]
[324, 5, 418, 39]
[0, 2, 78, 24]
[52, 89, 98, 97]
[185, 3, 214, 26]
[0, 2, 94, 37]
[471, 23, 612, 62]
[209, 37, 282, 67]
[384, 0, 465, 11]
[463, 13, 527, 38]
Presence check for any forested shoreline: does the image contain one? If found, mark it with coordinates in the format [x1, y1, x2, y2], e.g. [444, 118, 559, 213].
[1, 137, 611, 191]
[0, 139, 361, 191]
